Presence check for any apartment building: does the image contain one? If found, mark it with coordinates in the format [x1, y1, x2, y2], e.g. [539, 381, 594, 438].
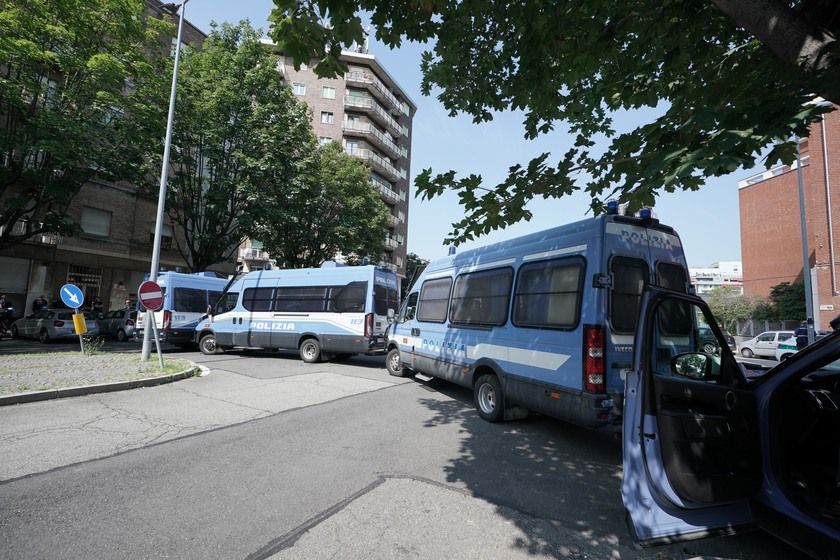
[739, 106, 840, 329]
[0, 1, 208, 313]
[262, 45, 416, 278]
[690, 261, 744, 298]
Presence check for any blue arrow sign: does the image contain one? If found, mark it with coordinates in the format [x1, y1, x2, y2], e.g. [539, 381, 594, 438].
[60, 284, 85, 309]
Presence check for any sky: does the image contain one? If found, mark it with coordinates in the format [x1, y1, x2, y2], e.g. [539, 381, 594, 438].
[184, 0, 752, 268]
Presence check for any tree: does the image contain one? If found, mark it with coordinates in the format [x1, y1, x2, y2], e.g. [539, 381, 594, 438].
[706, 286, 759, 332]
[152, 21, 315, 272]
[268, 0, 840, 245]
[402, 252, 428, 294]
[767, 281, 806, 320]
[254, 141, 389, 268]
[0, 0, 169, 250]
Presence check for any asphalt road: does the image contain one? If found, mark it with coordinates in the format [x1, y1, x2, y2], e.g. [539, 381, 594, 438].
[0, 342, 809, 559]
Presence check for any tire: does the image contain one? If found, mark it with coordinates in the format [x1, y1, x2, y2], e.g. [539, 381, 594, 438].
[299, 338, 322, 363]
[474, 373, 505, 423]
[199, 333, 221, 355]
[117, 328, 128, 342]
[39, 329, 51, 344]
[780, 353, 794, 362]
[10, 325, 18, 339]
[386, 348, 408, 377]
[740, 347, 754, 358]
[702, 342, 716, 353]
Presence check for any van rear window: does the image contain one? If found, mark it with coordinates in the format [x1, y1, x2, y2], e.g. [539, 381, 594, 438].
[610, 257, 648, 334]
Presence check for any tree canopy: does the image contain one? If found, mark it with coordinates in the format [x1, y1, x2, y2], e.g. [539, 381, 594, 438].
[150, 21, 315, 272]
[269, 0, 840, 245]
[254, 141, 389, 268]
[0, 0, 168, 250]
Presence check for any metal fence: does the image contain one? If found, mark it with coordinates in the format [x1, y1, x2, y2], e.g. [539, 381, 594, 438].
[732, 319, 802, 343]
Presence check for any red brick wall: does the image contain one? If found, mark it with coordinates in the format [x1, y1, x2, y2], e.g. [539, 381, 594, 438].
[740, 108, 840, 329]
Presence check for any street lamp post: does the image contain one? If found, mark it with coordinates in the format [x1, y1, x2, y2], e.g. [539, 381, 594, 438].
[795, 135, 816, 345]
[142, 0, 190, 361]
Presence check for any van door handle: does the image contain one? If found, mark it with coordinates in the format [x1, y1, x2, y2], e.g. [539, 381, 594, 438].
[411, 328, 420, 336]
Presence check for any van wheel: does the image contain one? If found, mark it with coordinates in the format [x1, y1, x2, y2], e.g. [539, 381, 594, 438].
[386, 348, 409, 377]
[199, 333, 221, 355]
[740, 348, 754, 358]
[299, 338, 322, 363]
[475, 373, 505, 423]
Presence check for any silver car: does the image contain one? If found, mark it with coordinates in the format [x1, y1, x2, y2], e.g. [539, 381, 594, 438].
[97, 309, 137, 342]
[11, 309, 100, 343]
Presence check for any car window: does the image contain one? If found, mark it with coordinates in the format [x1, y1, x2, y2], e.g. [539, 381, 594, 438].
[758, 333, 774, 342]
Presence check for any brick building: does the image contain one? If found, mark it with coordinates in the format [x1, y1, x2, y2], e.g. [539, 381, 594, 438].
[738, 106, 840, 330]
[265, 44, 416, 277]
[0, 1, 209, 315]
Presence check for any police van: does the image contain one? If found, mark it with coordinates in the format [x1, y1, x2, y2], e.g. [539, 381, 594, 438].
[195, 263, 399, 362]
[386, 208, 690, 428]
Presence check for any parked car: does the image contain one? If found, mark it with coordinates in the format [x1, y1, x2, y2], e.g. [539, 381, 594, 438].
[738, 330, 795, 358]
[97, 309, 137, 341]
[698, 326, 736, 353]
[623, 287, 840, 559]
[10, 309, 100, 343]
[775, 337, 799, 361]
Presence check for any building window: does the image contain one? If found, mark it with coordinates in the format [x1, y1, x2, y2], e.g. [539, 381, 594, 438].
[81, 207, 111, 237]
[320, 111, 334, 124]
[149, 223, 174, 250]
[345, 139, 359, 154]
[292, 83, 306, 96]
[319, 136, 332, 146]
[322, 86, 336, 99]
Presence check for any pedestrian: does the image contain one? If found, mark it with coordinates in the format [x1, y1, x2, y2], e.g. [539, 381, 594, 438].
[124, 298, 132, 309]
[32, 294, 48, 313]
[0, 294, 6, 310]
[92, 297, 104, 319]
[794, 320, 809, 351]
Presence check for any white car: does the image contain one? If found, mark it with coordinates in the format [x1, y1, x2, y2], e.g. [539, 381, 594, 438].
[775, 337, 799, 361]
[739, 330, 795, 358]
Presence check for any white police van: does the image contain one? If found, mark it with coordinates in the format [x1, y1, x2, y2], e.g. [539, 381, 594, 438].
[195, 263, 399, 362]
[386, 207, 690, 428]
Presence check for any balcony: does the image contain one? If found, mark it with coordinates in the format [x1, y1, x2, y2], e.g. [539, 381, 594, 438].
[342, 121, 401, 159]
[384, 236, 399, 250]
[343, 94, 403, 137]
[0, 220, 63, 245]
[239, 246, 269, 262]
[347, 148, 400, 182]
[345, 70, 408, 116]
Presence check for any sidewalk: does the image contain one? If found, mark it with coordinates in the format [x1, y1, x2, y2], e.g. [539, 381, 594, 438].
[0, 344, 198, 406]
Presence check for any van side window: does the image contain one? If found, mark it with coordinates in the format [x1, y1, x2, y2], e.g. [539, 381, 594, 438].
[243, 287, 274, 311]
[215, 292, 238, 314]
[513, 258, 583, 328]
[332, 281, 367, 312]
[417, 277, 452, 323]
[610, 257, 648, 334]
[275, 286, 328, 312]
[450, 267, 513, 326]
[401, 292, 419, 322]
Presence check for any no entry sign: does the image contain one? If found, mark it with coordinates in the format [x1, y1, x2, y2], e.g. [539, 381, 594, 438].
[138, 280, 164, 311]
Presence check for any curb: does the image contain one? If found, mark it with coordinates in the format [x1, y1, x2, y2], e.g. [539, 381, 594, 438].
[0, 363, 202, 407]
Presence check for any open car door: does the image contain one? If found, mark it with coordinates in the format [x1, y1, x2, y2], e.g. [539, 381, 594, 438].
[622, 287, 762, 544]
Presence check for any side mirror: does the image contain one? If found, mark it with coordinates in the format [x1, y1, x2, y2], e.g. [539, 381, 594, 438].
[387, 308, 396, 323]
[672, 353, 713, 380]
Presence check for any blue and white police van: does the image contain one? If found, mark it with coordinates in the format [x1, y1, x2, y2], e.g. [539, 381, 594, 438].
[195, 263, 400, 362]
[385, 207, 690, 428]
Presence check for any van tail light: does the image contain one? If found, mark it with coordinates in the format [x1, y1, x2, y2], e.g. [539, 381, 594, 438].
[162, 310, 171, 330]
[364, 313, 373, 338]
[583, 324, 606, 393]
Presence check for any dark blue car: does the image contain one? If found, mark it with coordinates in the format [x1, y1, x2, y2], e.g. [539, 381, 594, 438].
[623, 287, 840, 559]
